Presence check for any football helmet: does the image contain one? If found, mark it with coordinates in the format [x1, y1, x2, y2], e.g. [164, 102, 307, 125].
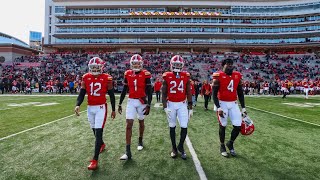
[88, 57, 104, 75]
[170, 55, 184, 72]
[130, 54, 143, 72]
[241, 115, 255, 135]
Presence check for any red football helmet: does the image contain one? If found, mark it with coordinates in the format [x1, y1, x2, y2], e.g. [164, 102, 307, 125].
[241, 115, 255, 135]
[170, 55, 184, 72]
[88, 57, 104, 75]
[130, 54, 143, 72]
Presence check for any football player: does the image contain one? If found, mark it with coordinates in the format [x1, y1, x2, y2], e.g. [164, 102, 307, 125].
[162, 55, 193, 160]
[74, 57, 116, 170]
[281, 80, 289, 99]
[118, 54, 152, 160]
[212, 58, 247, 157]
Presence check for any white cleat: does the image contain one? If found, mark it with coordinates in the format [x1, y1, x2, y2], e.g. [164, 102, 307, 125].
[221, 152, 228, 157]
[137, 145, 144, 151]
[120, 153, 131, 160]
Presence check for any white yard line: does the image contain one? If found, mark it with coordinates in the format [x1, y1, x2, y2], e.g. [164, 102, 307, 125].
[186, 135, 208, 180]
[247, 106, 320, 127]
[0, 108, 13, 111]
[0, 110, 87, 141]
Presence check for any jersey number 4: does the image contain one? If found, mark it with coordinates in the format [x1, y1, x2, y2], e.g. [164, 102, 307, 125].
[227, 80, 234, 92]
[89, 82, 101, 96]
[170, 80, 184, 93]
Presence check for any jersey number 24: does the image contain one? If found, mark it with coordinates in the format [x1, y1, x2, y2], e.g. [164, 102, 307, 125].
[170, 80, 184, 93]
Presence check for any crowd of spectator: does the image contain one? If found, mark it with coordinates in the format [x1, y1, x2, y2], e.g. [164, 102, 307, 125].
[0, 51, 319, 95]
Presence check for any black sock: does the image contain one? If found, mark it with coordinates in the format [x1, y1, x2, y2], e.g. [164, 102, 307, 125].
[170, 127, 177, 151]
[126, 144, 131, 156]
[230, 126, 241, 142]
[178, 128, 187, 152]
[219, 125, 226, 144]
[93, 128, 103, 160]
[139, 137, 143, 145]
[93, 128, 104, 144]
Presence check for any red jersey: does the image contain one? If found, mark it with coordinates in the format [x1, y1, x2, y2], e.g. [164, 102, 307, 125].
[82, 73, 113, 105]
[154, 81, 162, 92]
[124, 70, 151, 99]
[63, 80, 68, 87]
[282, 82, 288, 88]
[163, 71, 190, 102]
[190, 83, 195, 95]
[213, 71, 242, 101]
[201, 83, 212, 95]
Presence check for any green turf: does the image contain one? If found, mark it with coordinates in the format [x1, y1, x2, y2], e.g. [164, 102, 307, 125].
[0, 95, 319, 180]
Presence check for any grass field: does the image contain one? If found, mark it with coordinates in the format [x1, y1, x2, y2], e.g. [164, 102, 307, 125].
[0, 94, 320, 180]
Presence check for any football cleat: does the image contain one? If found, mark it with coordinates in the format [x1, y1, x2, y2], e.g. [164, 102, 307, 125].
[170, 150, 178, 158]
[99, 143, 106, 154]
[220, 144, 228, 157]
[137, 145, 143, 151]
[226, 141, 237, 157]
[120, 152, 132, 160]
[87, 160, 98, 170]
[178, 146, 187, 160]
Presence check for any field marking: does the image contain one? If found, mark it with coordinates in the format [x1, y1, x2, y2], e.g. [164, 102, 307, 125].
[247, 106, 320, 127]
[186, 135, 208, 180]
[34, 102, 60, 107]
[154, 103, 163, 108]
[0, 108, 13, 111]
[0, 110, 87, 141]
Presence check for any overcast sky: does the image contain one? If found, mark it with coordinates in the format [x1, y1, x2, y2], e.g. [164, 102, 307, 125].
[0, 0, 45, 44]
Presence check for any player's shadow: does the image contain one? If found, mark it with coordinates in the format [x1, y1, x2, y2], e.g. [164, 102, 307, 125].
[122, 159, 137, 169]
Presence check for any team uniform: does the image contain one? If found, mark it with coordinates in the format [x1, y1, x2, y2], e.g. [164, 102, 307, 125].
[124, 69, 151, 120]
[213, 71, 242, 127]
[303, 81, 309, 99]
[163, 71, 190, 128]
[281, 81, 289, 93]
[82, 73, 113, 128]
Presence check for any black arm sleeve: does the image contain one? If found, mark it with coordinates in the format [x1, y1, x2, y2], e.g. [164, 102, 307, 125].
[119, 78, 128, 105]
[145, 78, 152, 106]
[237, 84, 245, 108]
[107, 88, 116, 111]
[212, 86, 220, 108]
[76, 88, 86, 106]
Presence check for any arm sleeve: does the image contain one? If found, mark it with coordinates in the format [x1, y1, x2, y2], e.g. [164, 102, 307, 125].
[119, 78, 128, 105]
[76, 88, 86, 106]
[212, 85, 220, 108]
[237, 83, 245, 108]
[145, 78, 152, 106]
[107, 88, 116, 111]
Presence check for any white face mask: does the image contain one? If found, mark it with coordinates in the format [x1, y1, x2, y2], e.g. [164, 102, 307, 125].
[131, 61, 143, 72]
[171, 62, 184, 72]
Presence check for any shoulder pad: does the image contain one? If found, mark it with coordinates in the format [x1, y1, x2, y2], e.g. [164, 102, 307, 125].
[213, 72, 220, 77]
[82, 73, 90, 79]
[124, 70, 130, 76]
[144, 71, 151, 76]
[162, 72, 168, 77]
[107, 74, 113, 80]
